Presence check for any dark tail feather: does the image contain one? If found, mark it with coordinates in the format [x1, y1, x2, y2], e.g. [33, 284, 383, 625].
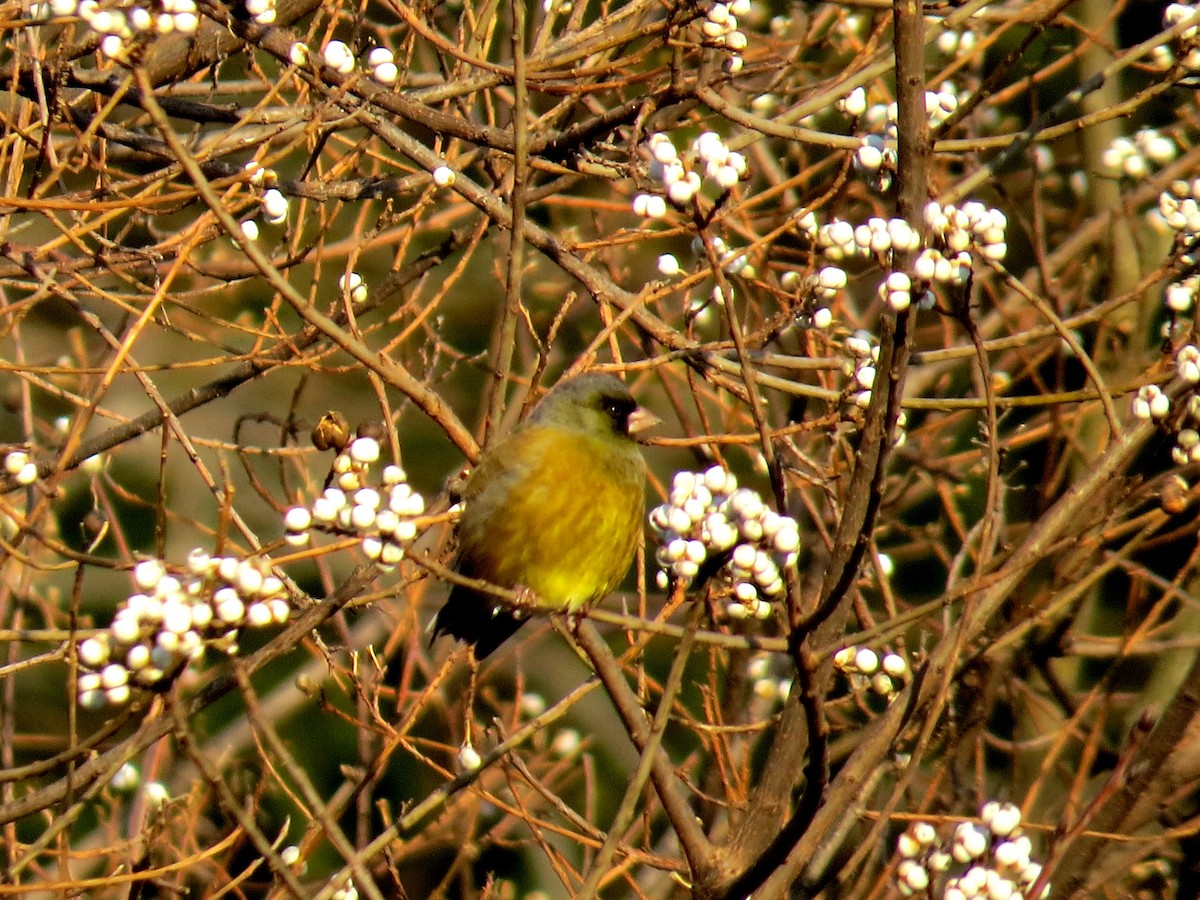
[430, 587, 527, 659]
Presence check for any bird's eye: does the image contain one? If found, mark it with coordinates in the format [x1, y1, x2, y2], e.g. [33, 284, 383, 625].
[599, 395, 634, 434]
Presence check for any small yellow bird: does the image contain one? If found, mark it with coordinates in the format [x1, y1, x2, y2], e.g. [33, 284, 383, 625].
[431, 373, 658, 658]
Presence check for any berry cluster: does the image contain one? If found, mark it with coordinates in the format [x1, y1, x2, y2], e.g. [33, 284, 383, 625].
[923, 201, 1008, 263]
[1177, 344, 1200, 384]
[1166, 274, 1199, 315]
[1159, 179, 1200, 318]
[853, 133, 898, 193]
[809, 214, 930, 315]
[912, 247, 973, 290]
[1154, 178, 1200, 476]
[924, 86, 962, 129]
[75, 555, 291, 709]
[634, 131, 749, 218]
[244, 0, 274, 24]
[698, 0, 751, 74]
[301, 39, 402, 87]
[233, 162, 285, 237]
[1102, 129, 1178, 179]
[338, 272, 368, 304]
[839, 85, 962, 191]
[365, 46, 399, 85]
[934, 27, 978, 56]
[876, 270, 916, 313]
[1132, 384, 1172, 422]
[815, 216, 922, 264]
[283, 435, 426, 572]
[833, 645, 909, 698]
[261, 188, 288, 224]
[835, 87, 868, 118]
[649, 467, 799, 619]
[1165, 3, 1200, 73]
[791, 169, 1007, 330]
[859, 86, 962, 133]
[695, 234, 750, 275]
[654, 239, 751, 287]
[780, 266, 842, 329]
[1168, 394, 1200, 465]
[4, 449, 38, 486]
[835, 331, 910, 441]
[842, 331, 880, 408]
[895, 803, 1049, 899]
[321, 39, 356, 75]
[31, 0, 199, 60]
[746, 652, 793, 704]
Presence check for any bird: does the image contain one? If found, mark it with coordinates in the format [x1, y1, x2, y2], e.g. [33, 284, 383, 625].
[431, 372, 658, 659]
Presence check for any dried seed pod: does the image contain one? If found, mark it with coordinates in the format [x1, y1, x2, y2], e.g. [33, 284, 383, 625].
[356, 420, 387, 443]
[312, 412, 350, 452]
[1162, 474, 1190, 515]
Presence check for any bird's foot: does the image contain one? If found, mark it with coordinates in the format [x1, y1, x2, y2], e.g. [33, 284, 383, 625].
[505, 585, 540, 619]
